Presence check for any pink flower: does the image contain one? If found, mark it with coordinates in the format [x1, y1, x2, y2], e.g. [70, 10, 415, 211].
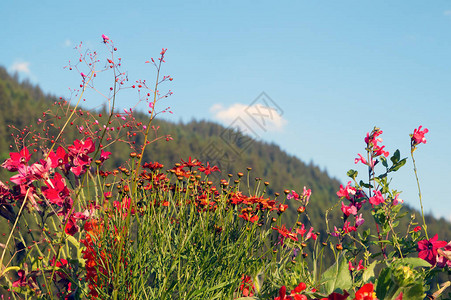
[12, 270, 27, 287]
[354, 153, 367, 165]
[341, 202, 357, 217]
[411, 126, 429, 145]
[369, 190, 384, 206]
[437, 241, 451, 268]
[102, 34, 110, 43]
[343, 221, 357, 233]
[349, 259, 365, 271]
[392, 193, 403, 206]
[331, 226, 341, 237]
[373, 145, 389, 157]
[355, 214, 365, 227]
[302, 186, 311, 204]
[287, 190, 300, 201]
[417, 234, 447, 265]
[288, 187, 311, 206]
[337, 181, 356, 200]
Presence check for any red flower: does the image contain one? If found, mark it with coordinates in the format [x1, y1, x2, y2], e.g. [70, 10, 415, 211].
[42, 172, 71, 206]
[198, 162, 220, 175]
[143, 161, 164, 170]
[48, 146, 69, 168]
[272, 225, 298, 242]
[354, 283, 377, 300]
[274, 286, 292, 300]
[12, 270, 27, 287]
[181, 156, 201, 168]
[239, 212, 259, 223]
[320, 291, 350, 300]
[99, 149, 112, 163]
[417, 234, 447, 265]
[292, 282, 307, 293]
[65, 215, 79, 236]
[239, 275, 255, 297]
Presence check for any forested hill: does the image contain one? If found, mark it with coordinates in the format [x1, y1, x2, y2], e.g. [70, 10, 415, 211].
[1, 65, 450, 240]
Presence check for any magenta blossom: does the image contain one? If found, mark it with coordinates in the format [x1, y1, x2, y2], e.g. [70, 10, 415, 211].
[417, 234, 447, 265]
[2, 147, 32, 172]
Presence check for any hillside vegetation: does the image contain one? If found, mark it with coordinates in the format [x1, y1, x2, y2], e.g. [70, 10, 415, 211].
[1, 66, 450, 242]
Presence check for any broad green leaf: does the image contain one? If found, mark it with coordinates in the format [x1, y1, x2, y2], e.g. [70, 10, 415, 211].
[375, 267, 391, 300]
[390, 150, 401, 164]
[320, 253, 353, 295]
[389, 158, 407, 172]
[401, 282, 426, 300]
[398, 257, 432, 268]
[362, 260, 377, 283]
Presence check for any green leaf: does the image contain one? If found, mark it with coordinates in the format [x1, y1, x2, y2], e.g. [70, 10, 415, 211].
[362, 260, 377, 283]
[389, 158, 407, 172]
[398, 257, 432, 268]
[320, 253, 353, 295]
[375, 267, 392, 300]
[380, 156, 388, 167]
[390, 150, 401, 164]
[401, 282, 427, 300]
[359, 180, 373, 189]
[347, 169, 358, 179]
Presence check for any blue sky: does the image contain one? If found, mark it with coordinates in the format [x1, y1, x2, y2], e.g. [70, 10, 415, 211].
[2, 1, 451, 220]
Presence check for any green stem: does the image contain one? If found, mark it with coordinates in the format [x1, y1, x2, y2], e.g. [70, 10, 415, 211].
[411, 150, 429, 240]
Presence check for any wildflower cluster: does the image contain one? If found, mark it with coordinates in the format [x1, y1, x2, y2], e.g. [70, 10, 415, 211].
[0, 36, 449, 300]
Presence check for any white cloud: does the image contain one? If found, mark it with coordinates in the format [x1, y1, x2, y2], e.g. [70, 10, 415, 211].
[444, 10, 451, 16]
[63, 38, 72, 47]
[210, 102, 287, 132]
[9, 61, 31, 75]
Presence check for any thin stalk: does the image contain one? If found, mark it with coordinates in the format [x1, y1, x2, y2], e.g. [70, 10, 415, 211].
[411, 150, 429, 240]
